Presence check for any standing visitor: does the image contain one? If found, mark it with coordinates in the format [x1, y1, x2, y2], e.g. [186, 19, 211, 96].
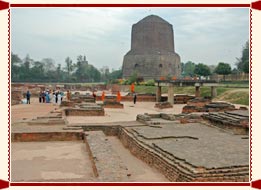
[39, 91, 42, 103]
[60, 91, 64, 101]
[101, 91, 105, 101]
[133, 92, 137, 104]
[26, 90, 31, 104]
[117, 91, 121, 102]
[41, 91, 46, 103]
[57, 92, 62, 105]
[49, 90, 53, 103]
[55, 91, 59, 103]
[92, 91, 96, 100]
[66, 90, 71, 101]
[52, 92, 56, 105]
[45, 91, 50, 103]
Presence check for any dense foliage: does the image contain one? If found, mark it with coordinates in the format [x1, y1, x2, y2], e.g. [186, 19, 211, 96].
[11, 53, 122, 83]
[236, 41, 249, 73]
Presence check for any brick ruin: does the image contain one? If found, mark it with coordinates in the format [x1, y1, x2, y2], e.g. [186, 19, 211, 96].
[154, 102, 173, 109]
[64, 104, 105, 116]
[202, 110, 249, 135]
[11, 84, 249, 182]
[182, 98, 236, 113]
[11, 106, 249, 182]
[102, 96, 124, 109]
[122, 15, 181, 80]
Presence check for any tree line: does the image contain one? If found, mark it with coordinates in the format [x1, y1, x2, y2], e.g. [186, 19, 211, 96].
[11, 54, 122, 83]
[11, 41, 248, 83]
[181, 41, 249, 79]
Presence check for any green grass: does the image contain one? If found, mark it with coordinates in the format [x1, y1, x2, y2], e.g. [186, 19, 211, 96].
[134, 85, 249, 106]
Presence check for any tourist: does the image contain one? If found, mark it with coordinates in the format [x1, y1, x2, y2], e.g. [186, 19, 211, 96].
[60, 91, 64, 101]
[39, 91, 42, 103]
[26, 90, 31, 104]
[66, 90, 71, 101]
[133, 92, 137, 104]
[55, 91, 59, 103]
[92, 91, 96, 100]
[52, 92, 56, 105]
[49, 90, 53, 103]
[41, 91, 46, 103]
[57, 92, 62, 105]
[45, 91, 50, 103]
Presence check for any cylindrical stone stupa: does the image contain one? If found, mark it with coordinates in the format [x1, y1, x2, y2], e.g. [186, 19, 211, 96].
[122, 15, 181, 80]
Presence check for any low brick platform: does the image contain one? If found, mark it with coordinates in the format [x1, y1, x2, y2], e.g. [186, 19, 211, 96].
[103, 101, 124, 109]
[154, 102, 173, 109]
[84, 131, 128, 181]
[28, 116, 65, 125]
[60, 101, 75, 107]
[118, 123, 249, 182]
[12, 132, 83, 142]
[70, 95, 96, 104]
[202, 110, 249, 135]
[64, 106, 105, 116]
[183, 99, 236, 113]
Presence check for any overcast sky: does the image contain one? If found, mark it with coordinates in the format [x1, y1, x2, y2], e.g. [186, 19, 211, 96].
[11, 8, 249, 70]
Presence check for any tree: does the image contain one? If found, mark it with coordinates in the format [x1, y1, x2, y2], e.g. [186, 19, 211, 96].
[214, 62, 232, 81]
[42, 58, 56, 72]
[65, 57, 74, 77]
[194, 63, 211, 78]
[236, 41, 249, 73]
[11, 53, 22, 81]
[182, 61, 195, 77]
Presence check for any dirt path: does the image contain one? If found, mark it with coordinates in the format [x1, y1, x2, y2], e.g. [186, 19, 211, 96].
[11, 98, 58, 124]
[107, 136, 169, 182]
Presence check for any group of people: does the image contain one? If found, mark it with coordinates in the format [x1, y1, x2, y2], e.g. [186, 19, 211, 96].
[97, 90, 137, 104]
[39, 90, 64, 105]
[25, 88, 137, 105]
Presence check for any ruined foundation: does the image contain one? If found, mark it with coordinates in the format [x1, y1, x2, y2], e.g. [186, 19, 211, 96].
[103, 101, 124, 109]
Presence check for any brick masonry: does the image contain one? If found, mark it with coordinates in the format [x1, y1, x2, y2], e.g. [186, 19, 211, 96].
[122, 15, 181, 80]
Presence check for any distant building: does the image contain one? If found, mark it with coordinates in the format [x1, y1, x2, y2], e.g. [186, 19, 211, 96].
[122, 15, 181, 80]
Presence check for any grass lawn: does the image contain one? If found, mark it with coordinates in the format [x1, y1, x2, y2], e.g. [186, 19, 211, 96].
[134, 85, 249, 106]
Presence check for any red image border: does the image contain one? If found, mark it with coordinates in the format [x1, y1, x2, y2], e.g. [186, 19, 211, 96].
[1, 0, 260, 189]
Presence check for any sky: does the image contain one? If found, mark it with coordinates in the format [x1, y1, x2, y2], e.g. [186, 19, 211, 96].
[11, 8, 249, 70]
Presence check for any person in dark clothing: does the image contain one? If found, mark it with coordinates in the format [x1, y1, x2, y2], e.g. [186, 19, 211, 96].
[39, 91, 42, 103]
[26, 90, 31, 104]
[133, 92, 137, 104]
[41, 91, 45, 103]
[92, 91, 97, 100]
[55, 91, 59, 103]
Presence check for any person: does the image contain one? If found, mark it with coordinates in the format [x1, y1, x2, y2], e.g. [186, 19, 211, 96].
[26, 90, 31, 104]
[41, 91, 46, 103]
[66, 90, 71, 101]
[130, 83, 135, 93]
[39, 91, 42, 103]
[55, 91, 59, 103]
[117, 91, 121, 102]
[57, 92, 62, 105]
[60, 91, 64, 101]
[92, 91, 97, 100]
[101, 91, 105, 101]
[49, 90, 53, 103]
[133, 92, 137, 104]
[52, 92, 56, 105]
[45, 91, 50, 103]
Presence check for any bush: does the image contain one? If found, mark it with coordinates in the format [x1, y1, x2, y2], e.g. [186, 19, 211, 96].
[145, 79, 155, 86]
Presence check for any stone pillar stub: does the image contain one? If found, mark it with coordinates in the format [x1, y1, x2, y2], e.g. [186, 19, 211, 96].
[156, 86, 162, 102]
[211, 86, 217, 98]
[168, 84, 174, 104]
